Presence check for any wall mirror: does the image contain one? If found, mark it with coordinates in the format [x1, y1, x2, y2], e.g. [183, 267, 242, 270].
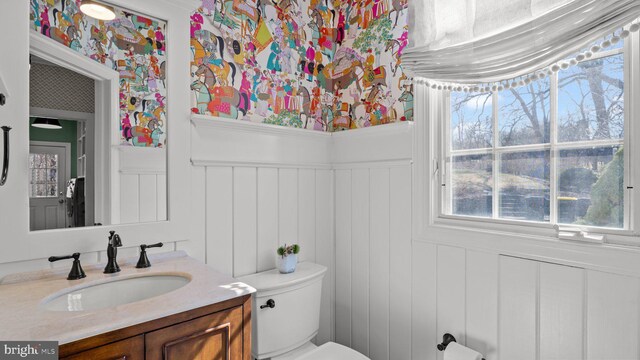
[29, 1, 167, 231]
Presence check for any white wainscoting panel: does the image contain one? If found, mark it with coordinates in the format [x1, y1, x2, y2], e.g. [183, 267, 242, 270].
[389, 165, 412, 360]
[369, 167, 390, 360]
[138, 174, 158, 223]
[183, 165, 205, 263]
[539, 262, 584, 360]
[205, 166, 233, 275]
[257, 167, 279, 272]
[279, 168, 299, 248]
[412, 241, 437, 360]
[119, 174, 140, 223]
[193, 164, 335, 343]
[298, 168, 317, 263]
[437, 245, 466, 360]
[406, 247, 640, 360]
[333, 123, 415, 360]
[351, 167, 371, 356]
[335, 169, 353, 347]
[465, 250, 498, 360]
[586, 270, 639, 360]
[499, 256, 538, 360]
[315, 168, 335, 344]
[191, 117, 336, 344]
[334, 162, 413, 360]
[117, 146, 167, 225]
[233, 167, 258, 277]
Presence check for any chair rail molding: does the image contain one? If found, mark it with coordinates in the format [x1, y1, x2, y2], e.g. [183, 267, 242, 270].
[190, 116, 332, 168]
[191, 115, 414, 168]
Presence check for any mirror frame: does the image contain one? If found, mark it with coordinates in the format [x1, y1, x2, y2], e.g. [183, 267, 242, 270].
[0, 0, 190, 264]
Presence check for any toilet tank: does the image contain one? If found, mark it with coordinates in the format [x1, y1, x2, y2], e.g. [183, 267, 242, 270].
[238, 262, 327, 359]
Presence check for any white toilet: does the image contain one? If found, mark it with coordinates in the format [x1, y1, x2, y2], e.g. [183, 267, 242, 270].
[238, 262, 368, 360]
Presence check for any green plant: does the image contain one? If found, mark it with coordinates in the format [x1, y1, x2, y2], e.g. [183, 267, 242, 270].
[277, 244, 300, 258]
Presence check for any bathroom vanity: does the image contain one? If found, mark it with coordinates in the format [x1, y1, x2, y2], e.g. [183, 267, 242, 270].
[0, 252, 255, 360]
[61, 297, 249, 359]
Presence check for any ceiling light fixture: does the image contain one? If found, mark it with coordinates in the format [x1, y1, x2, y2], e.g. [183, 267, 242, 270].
[79, 0, 116, 21]
[32, 117, 62, 130]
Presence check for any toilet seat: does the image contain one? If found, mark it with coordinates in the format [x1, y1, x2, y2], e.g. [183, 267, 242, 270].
[296, 342, 370, 360]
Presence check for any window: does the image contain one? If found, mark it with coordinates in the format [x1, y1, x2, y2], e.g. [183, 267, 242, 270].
[444, 39, 628, 231]
[29, 153, 59, 198]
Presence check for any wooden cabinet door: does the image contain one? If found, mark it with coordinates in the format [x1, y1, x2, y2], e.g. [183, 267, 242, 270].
[61, 335, 144, 360]
[145, 306, 244, 360]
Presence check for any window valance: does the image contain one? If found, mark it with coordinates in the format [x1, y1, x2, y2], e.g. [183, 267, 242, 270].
[403, 0, 640, 83]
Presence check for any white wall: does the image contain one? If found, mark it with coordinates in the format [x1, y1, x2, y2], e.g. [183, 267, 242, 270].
[189, 116, 335, 344]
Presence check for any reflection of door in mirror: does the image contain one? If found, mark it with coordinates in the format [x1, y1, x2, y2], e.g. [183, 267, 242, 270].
[29, 54, 97, 230]
[29, 143, 69, 230]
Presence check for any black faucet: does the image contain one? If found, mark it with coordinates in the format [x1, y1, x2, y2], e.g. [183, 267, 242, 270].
[49, 253, 86, 280]
[104, 230, 122, 274]
[136, 242, 164, 268]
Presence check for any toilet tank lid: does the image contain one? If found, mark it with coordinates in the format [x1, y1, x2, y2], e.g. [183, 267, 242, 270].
[237, 262, 327, 292]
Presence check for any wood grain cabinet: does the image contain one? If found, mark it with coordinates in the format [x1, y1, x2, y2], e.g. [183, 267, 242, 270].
[145, 305, 243, 360]
[59, 295, 251, 360]
[61, 335, 144, 360]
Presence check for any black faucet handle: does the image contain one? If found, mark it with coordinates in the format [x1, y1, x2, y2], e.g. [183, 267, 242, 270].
[113, 234, 122, 247]
[108, 230, 123, 247]
[136, 242, 163, 268]
[48, 252, 80, 262]
[48, 253, 86, 280]
[140, 242, 163, 251]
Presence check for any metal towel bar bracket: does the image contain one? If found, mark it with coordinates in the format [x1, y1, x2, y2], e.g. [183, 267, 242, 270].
[437, 333, 486, 360]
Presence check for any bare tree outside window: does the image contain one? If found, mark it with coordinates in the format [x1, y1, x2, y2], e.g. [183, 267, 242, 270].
[450, 92, 493, 150]
[498, 80, 550, 146]
[447, 41, 625, 229]
[558, 55, 624, 142]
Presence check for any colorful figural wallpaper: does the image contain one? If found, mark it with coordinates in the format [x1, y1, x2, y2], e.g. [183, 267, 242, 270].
[30, 0, 167, 147]
[190, 0, 412, 131]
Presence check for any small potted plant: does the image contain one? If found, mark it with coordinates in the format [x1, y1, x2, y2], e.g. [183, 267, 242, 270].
[276, 244, 300, 274]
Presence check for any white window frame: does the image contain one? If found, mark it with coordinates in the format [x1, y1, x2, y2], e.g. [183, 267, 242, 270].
[427, 31, 640, 245]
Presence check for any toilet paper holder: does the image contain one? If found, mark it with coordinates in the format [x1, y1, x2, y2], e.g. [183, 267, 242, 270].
[437, 333, 485, 360]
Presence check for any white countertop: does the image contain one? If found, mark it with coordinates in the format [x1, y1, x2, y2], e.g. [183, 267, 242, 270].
[0, 251, 255, 344]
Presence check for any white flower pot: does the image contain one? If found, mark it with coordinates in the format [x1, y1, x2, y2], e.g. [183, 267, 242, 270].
[277, 254, 298, 274]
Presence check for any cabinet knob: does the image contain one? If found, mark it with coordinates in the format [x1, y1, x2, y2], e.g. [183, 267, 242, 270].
[260, 299, 275, 309]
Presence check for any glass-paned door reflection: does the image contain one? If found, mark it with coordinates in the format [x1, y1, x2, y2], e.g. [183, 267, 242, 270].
[29, 144, 69, 231]
[29, 153, 59, 198]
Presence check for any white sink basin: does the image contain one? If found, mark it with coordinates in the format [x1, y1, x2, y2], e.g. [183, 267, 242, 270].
[41, 274, 191, 312]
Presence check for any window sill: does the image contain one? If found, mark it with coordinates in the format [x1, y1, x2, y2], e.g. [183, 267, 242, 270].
[429, 215, 640, 248]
